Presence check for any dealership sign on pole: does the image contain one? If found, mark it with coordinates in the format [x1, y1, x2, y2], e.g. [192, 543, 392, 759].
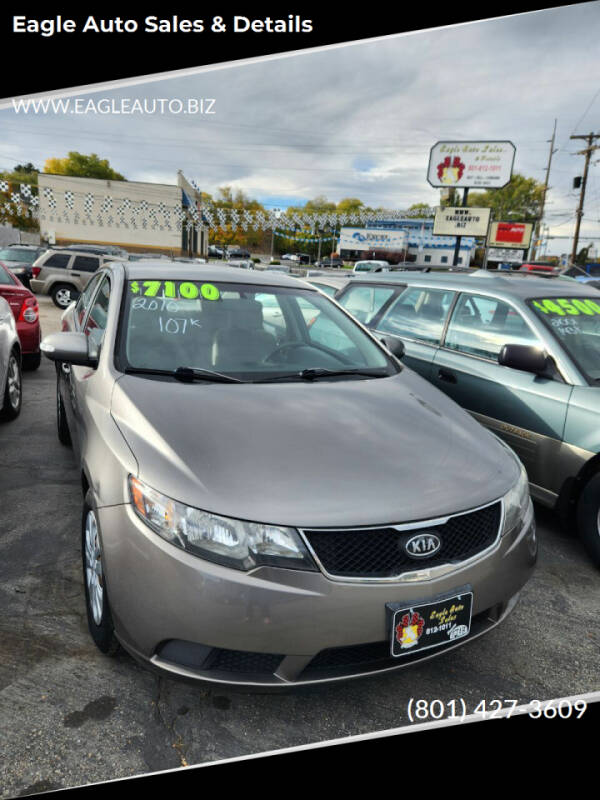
[488, 221, 533, 249]
[488, 248, 525, 263]
[338, 227, 408, 252]
[433, 206, 491, 237]
[427, 141, 516, 189]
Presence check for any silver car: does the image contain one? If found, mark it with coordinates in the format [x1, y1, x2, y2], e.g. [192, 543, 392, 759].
[40, 262, 536, 687]
[0, 295, 22, 421]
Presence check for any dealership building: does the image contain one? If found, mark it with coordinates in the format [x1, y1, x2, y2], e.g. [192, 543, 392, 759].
[37, 171, 208, 257]
[338, 219, 476, 266]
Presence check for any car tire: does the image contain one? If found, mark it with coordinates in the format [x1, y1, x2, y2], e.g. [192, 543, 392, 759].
[577, 472, 600, 568]
[82, 494, 120, 655]
[0, 350, 22, 421]
[56, 377, 72, 446]
[22, 352, 42, 371]
[51, 284, 75, 309]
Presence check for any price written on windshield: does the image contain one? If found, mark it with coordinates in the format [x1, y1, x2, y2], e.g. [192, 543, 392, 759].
[532, 298, 600, 316]
[129, 280, 220, 301]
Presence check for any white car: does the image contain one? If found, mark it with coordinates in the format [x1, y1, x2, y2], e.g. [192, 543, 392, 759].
[353, 260, 391, 273]
[228, 259, 255, 270]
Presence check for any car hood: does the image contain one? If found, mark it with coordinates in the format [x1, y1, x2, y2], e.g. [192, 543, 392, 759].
[110, 368, 519, 528]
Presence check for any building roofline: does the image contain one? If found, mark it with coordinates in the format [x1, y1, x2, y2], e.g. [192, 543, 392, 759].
[38, 172, 181, 190]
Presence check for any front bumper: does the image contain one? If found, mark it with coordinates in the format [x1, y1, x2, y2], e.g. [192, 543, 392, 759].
[97, 500, 537, 686]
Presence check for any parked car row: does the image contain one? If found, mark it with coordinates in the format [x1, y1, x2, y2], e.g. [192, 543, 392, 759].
[6, 254, 600, 691]
[33, 259, 540, 690]
[209, 245, 252, 260]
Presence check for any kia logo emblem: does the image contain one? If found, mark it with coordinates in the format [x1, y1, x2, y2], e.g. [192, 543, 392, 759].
[404, 532, 442, 558]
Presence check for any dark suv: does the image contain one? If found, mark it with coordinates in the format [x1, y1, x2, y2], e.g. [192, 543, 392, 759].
[0, 245, 47, 289]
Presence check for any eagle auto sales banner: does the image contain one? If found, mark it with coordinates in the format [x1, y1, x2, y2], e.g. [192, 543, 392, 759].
[427, 141, 516, 189]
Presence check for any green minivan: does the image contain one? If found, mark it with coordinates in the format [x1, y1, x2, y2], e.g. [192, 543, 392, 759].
[335, 272, 600, 566]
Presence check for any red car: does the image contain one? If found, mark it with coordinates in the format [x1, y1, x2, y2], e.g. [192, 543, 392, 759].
[0, 261, 42, 369]
[519, 262, 557, 273]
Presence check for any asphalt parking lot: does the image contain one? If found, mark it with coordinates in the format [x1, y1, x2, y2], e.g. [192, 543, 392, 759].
[0, 296, 599, 797]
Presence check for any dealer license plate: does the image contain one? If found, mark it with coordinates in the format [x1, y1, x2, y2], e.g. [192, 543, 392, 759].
[388, 592, 473, 657]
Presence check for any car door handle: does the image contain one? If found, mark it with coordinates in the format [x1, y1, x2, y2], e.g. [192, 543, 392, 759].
[437, 368, 457, 384]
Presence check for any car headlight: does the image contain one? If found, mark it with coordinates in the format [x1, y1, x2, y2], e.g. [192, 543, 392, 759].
[129, 476, 317, 572]
[497, 444, 531, 535]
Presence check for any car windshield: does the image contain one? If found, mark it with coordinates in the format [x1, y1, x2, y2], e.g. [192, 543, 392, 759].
[118, 279, 395, 381]
[528, 296, 600, 383]
[0, 248, 33, 262]
[355, 262, 377, 271]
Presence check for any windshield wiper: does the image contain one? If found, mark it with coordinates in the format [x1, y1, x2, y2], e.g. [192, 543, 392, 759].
[124, 367, 244, 384]
[253, 367, 391, 383]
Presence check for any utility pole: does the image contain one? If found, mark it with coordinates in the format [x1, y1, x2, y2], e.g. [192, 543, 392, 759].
[530, 119, 557, 261]
[570, 131, 600, 265]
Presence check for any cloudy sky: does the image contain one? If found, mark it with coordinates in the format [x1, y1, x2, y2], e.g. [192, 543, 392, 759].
[2, 3, 600, 255]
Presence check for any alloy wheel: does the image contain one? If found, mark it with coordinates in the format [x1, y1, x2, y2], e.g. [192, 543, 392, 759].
[7, 356, 21, 410]
[55, 288, 72, 308]
[84, 510, 104, 625]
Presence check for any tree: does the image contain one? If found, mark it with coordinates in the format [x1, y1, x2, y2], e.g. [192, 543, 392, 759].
[208, 185, 268, 249]
[336, 197, 364, 214]
[44, 152, 126, 181]
[13, 162, 38, 175]
[466, 173, 544, 222]
[407, 202, 435, 218]
[305, 195, 336, 213]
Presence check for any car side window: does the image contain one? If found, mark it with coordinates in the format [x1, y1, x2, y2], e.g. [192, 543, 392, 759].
[84, 276, 111, 350]
[376, 287, 455, 345]
[311, 283, 337, 298]
[43, 253, 71, 269]
[75, 273, 103, 329]
[337, 285, 396, 326]
[254, 292, 286, 335]
[72, 255, 100, 273]
[444, 293, 540, 360]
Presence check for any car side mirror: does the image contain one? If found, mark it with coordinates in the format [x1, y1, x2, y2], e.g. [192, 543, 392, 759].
[380, 336, 405, 359]
[40, 331, 98, 368]
[498, 344, 549, 376]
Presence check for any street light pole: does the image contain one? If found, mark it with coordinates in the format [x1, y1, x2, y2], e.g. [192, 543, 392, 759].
[270, 208, 281, 262]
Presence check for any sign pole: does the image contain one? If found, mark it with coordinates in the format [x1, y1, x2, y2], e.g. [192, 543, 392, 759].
[452, 188, 469, 267]
[482, 211, 494, 270]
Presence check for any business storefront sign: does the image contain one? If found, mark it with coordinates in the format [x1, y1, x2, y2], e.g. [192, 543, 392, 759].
[427, 141, 515, 189]
[433, 206, 491, 237]
[339, 227, 408, 251]
[488, 247, 525, 262]
[488, 221, 533, 249]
